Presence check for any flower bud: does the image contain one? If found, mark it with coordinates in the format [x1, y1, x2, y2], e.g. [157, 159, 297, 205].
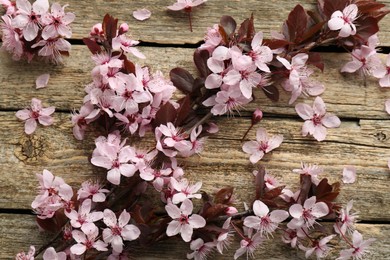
[225, 206, 238, 216]
[90, 23, 103, 36]
[252, 108, 263, 125]
[119, 23, 129, 34]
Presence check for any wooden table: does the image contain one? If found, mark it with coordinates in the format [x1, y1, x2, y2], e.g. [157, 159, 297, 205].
[1, 0, 390, 259]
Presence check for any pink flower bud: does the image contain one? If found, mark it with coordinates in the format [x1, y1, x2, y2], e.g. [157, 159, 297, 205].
[252, 108, 263, 125]
[119, 23, 129, 34]
[225, 206, 238, 216]
[90, 23, 103, 36]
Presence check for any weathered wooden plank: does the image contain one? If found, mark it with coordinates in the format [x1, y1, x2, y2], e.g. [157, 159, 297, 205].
[42, 0, 390, 46]
[0, 214, 388, 259]
[1, 111, 389, 221]
[0, 45, 389, 119]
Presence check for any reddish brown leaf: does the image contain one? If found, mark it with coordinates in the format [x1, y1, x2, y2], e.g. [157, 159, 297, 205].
[262, 85, 279, 102]
[220, 15, 237, 37]
[321, 0, 349, 18]
[152, 102, 177, 128]
[307, 52, 324, 72]
[355, 16, 379, 42]
[255, 166, 266, 199]
[263, 39, 290, 50]
[102, 14, 118, 43]
[218, 25, 229, 45]
[170, 68, 195, 94]
[203, 204, 228, 219]
[83, 38, 101, 54]
[214, 186, 234, 205]
[286, 5, 308, 43]
[298, 175, 312, 204]
[237, 14, 255, 43]
[175, 96, 192, 127]
[263, 186, 286, 200]
[299, 21, 326, 44]
[123, 57, 136, 74]
[194, 49, 211, 78]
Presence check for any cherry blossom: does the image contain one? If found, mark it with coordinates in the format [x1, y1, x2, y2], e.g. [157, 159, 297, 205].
[244, 200, 289, 236]
[167, 0, 207, 11]
[165, 199, 206, 242]
[293, 162, 323, 185]
[334, 200, 358, 236]
[31, 37, 72, 64]
[77, 180, 110, 202]
[42, 247, 66, 260]
[216, 217, 233, 254]
[102, 209, 141, 253]
[41, 3, 75, 39]
[112, 34, 145, 59]
[1, 14, 24, 60]
[133, 8, 151, 21]
[342, 166, 357, 184]
[249, 32, 273, 72]
[186, 238, 215, 260]
[336, 231, 375, 260]
[295, 97, 341, 141]
[341, 46, 382, 76]
[71, 102, 97, 140]
[242, 127, 283, 164]
[328, 4, 358, 38]
[199, 24, 222, 52]
[234, 229, 264, 260]
[282, 228, 306, 248]
[170, 178, 202, 204]
[71, 223, 108, 255]
[65, 199, 103, 229]
[0, 0, 16, 15]
[155, 122, 191, 157]
[16, 98, 55, 135]
[140, 167, 171, 192]
[15, 246, 35, 260]
[373, 54, 390, 87]
[12, 0, 49, 41]
[299, 235, 335, 259]
[35, 73, 50, 89]
[288, 196, 329, 229]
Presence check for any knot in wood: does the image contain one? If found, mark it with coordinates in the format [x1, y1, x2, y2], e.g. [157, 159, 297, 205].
[14, 135, 46, 162]
[374, 132, 386, 141]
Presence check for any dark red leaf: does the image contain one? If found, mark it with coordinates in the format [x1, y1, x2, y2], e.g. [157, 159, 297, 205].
[237, 14, 255, 42]
[299, 21, 326, 44]
[214, 186, 234, 205]
[102, 14, 118, 43]
[261, 199, 279, 209]
[307, 52, 324, 72]
[315, 179, 340, 202]
[298, 175, 312, 204]
[170, 68, 195, 94]
[321, 0, 349, 18]
[220, 15, 237, 37]
[175, 96, 192, 127]
[218, 25, 229, 45]
[83, 38, 101, 54]
[194, 49, 211, 78]
[36, 217, 59, 233]
[355, 16, 379, 42]
[263, 39, 290, 50]
[263, 186, 286, 200]
[123, 57, 136, 74]
[203, 204, 228, 219]
[286, 5, 308, 43]
[262, 85, 279, 102]
[152, 102, 177, 128]
[356, 1, 386, 14]
[255, 166, 266, 199]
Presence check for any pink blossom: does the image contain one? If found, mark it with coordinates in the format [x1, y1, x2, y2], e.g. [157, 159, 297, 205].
[244, 200, 289, 236]
[71, 223, 108, 255]
[165, 199, 206, 242]
[65, 199, 103, 229]
[288, 196, 329, 229]
[15, 246, 35, 260]
[277, 53, 308, 89]
[242, 127, 283, 164]
[334, 200, 358, 235]
[16, 98, 55, 135]
[342, 166, 357, 184]
[31, 38, 72, 64]
[133, 8, 151, 21]
[295, 97, 341, 141]
[36, 73, 50, 89]
[167, 0, 207, 11]
[282, 228, 306, 248]
[170, 177, 202, 204]
[42, 247, 66, 260]
[1, 0, 16, 15]
[234, 229, 264, 259]
[328, 4, 358, 37]
[186, 238, 215, 260]
[179, 125, 206, 157]
[373, 54, 390, 87]
[41, 3, 75, 39]
[341, 46, 382, 76]
[155, 122, 191, 157]
[299, 235, 335, 259]
[337, 231, 375, 260]
[102, 209, 141, 253]
[140, 167, 171, 192]
[293, 162, 323, 185]
[71, 102, 97, 140]
[249, 32, 273, 72]
[216, 217, 233, 254]
[77, 180, 110, 202]
[112, 34, 145, 59]
[1, 15, 24, 60]
[12, 0, 49, 41]
[199, 24, 222, 52]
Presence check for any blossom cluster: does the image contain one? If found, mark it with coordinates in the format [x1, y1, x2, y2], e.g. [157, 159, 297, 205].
[0, 0, 75, 63]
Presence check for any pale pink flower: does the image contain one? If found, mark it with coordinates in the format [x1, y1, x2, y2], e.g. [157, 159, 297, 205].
[42, 247, 66, 260]
[186, 238, 215, 260]
[167, 0, 207, 11]
[179, 125, 206, 157]
[199, 24, 222, 52]
[300, 235, 335, 259]
[336, 231, 375, 260]
[165, 199, 206, 242]
[31, 38, 72, 64]
[288, 196, 329, 229]
[15, 246, 35, 260]
[133, 8, 151, 21]
[16, 98, 55, 135]
[328, 4, 358, 37]
[170, 177, 202, 204]
[71, 102, 97, 140]
[112, 34, 145, 59]
[277, 53, 308, 90]
[77, 180, 110, 202]
[71, 223, 108, 255]
[373, 54, 390, 87]
[249, 32, 273, 72]
[36, 73, 50, 89]
[242, 127, 283, 164]
[295, 97, 341, 141]
[41, 3, 75, 39]
[155, 122, 191, 157]
[282, 228, 306, 248]
[234, 229, 264, 259]
[293, 162, 323, 185]
[12, 0, 49, 41]
[1, 0, 16, 15]
[244, 200, 289, 236]
[65, 199, 103, 229]
[140, 167, 171, 192]
[341, 46, 382, 76]
[334, 200, 358, 235]
[342, 166, 357, 184]
[102, 209, 141, 253]
[1, 15, 24, 60]
[216, 217, 233, 254]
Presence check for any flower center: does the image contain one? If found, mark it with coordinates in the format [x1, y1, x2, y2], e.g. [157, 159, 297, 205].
[312, 114, 322, 125]
[179, 214, 189, 224]
[111, 225, 122, 236]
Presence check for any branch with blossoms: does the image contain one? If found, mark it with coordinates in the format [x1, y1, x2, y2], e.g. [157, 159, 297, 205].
[11, 0, 390, 259]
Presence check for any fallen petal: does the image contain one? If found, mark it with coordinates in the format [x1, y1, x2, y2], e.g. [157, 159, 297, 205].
[133, 8, 151, 21]
[342, 166, 356, 184]
[36, 73, 50, 89]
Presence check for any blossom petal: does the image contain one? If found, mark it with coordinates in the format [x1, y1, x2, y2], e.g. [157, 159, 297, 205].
[342, 166, 356, 184]
[166, 220, 181, 236]
[133, 8, 151, 21]
[311, 202, 329, 218]
[180, 223, 193, 242]
[70, 243, 86, 256]
[249, 151, 264, 164]
[16, 109, 30, 120]
[180, 199, 193, 215]
[312, 125, 327, 141]
[122, 224, 141, 241]
[103, 209, 117, 227]
[38, 115, 54, 126]
[36, 73, 50, 89]
[25, 118, 37, 134]
[243, 216, 260, 229]
[118, 210, 130, 227]
[189, 214, 206, 229]
[270, 210, 289, 223]
[328, 16, 344, 31]
[313, 97, 326, 116]
[253, 200, 269, 217]
[322, 115, 341, 128]
[295, 103, 313, 120]
[165, 203, 181, 219]
[289, 204, 303, 218]
[385, 99, 390, 115]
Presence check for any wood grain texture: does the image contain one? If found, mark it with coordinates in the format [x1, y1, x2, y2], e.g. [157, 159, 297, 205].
[1, 45, 390, 119]
[54, 0, 390, 46]
[0, 214, 388, 259]
[1, 111, 389, 221]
